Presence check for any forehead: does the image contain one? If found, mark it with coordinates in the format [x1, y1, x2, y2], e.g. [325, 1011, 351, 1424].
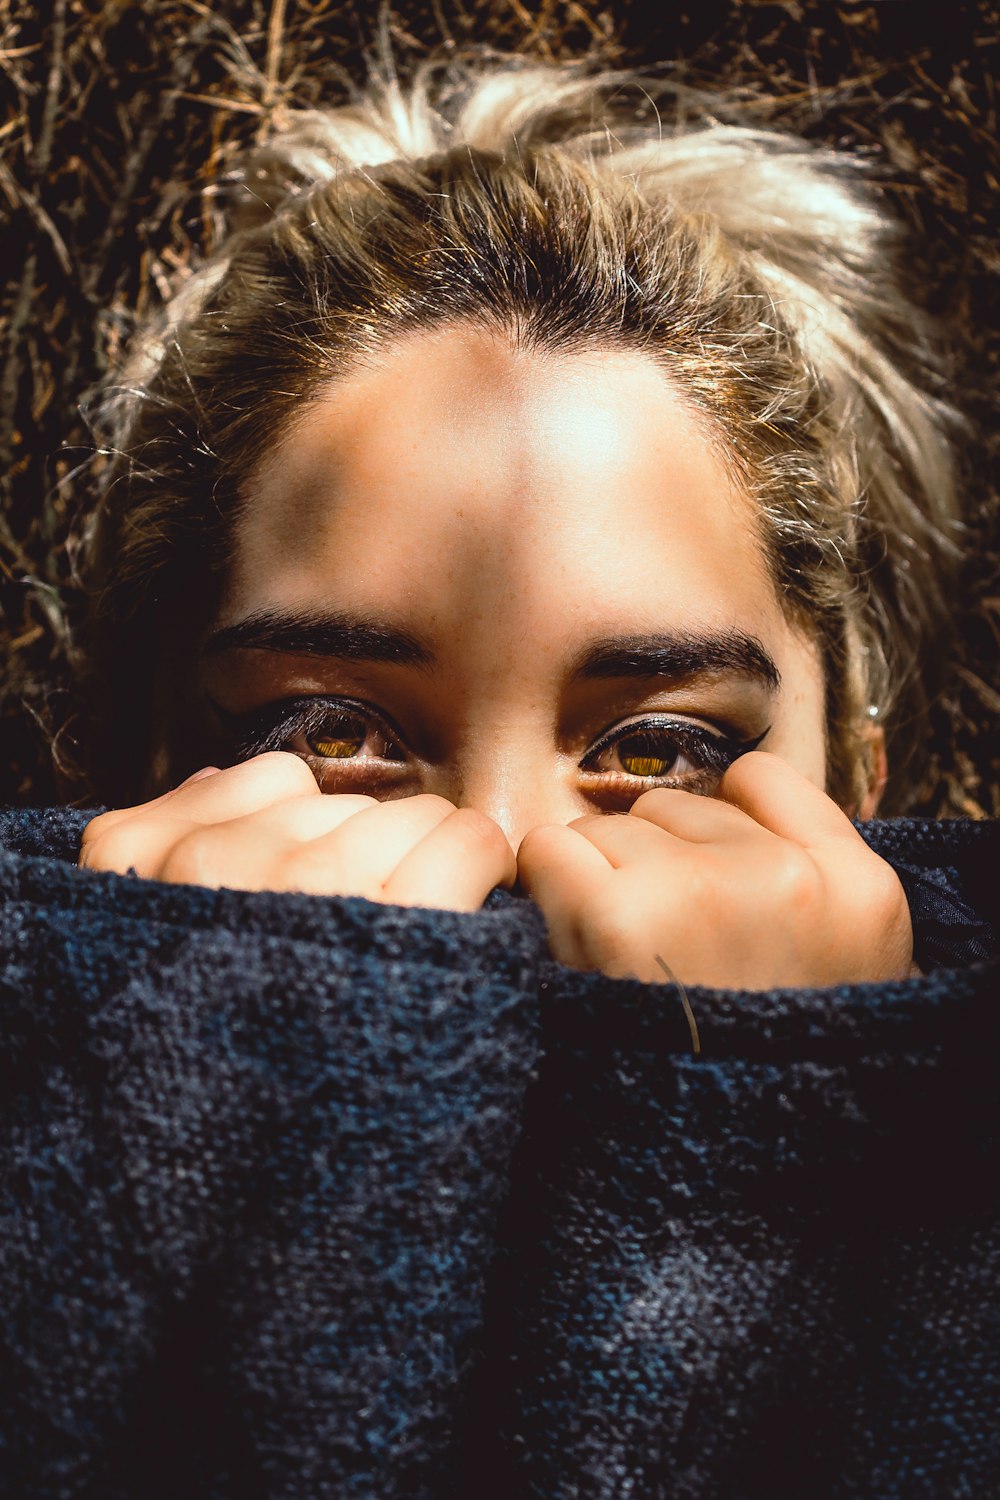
[224, 324, 776, 642]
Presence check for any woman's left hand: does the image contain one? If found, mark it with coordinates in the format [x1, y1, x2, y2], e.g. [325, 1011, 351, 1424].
[516, 752, 913, 990]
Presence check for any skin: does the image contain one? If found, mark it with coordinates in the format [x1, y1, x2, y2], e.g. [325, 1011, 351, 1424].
[81, 324, 912, 989]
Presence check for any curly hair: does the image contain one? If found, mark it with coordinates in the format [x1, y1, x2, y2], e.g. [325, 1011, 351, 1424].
[82, 54, 963, 810]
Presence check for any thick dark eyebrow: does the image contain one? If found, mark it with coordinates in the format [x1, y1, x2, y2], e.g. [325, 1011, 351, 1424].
[571, 630, 781, 692]
[200, 610, 433, 667]
[201, 610, 780, 692]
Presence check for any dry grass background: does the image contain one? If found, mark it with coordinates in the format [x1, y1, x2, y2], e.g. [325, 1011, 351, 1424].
[1, 0, 997, 812]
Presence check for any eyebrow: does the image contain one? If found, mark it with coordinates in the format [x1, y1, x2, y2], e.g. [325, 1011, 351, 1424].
[571, 632, 781, 691]
[201, 611, 434, 667]
[200, 609, 781, 692]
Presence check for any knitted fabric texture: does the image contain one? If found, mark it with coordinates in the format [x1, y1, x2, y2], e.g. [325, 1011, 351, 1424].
[0, 807, 997, 1500]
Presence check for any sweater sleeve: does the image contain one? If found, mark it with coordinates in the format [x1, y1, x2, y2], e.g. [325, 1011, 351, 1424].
[854, 816, 1000, 971]
[468, 827, 1000, 1500]
[0, 806, 546, 1500]
[2, 808, 998, 1500]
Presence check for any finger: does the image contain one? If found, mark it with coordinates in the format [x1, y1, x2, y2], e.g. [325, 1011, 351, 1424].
[148, 791, 384, 892]
[382, 807, 517, 912]
[155, 820, 292, 892]
[81, 753, 324, 870]
[719, 751, 859, 850]
[627, 785, 759, 843]
[88, 753, 320, 835]
[155, 793, 450, 897]
[559, 800, 750, 870]
[81, 765, 224, 835]
[516, 823, 615, 958]
[214, 791, 381, 846]
[154, 751, 323, 821]
[556, 812, 677, 870]
[279, 794, 461, 898]
[80, 808, 209, 879]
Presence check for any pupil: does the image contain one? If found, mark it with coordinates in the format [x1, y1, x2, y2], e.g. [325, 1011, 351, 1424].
[307, 715, 366, 759]
[618, 733, 677, 778]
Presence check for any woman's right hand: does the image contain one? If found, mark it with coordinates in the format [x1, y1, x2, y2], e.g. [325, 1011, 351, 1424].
[79, 752, 517, 913]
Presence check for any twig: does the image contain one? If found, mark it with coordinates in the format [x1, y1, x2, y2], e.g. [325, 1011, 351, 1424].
[178, 90, 267, 116]
[82, 13, 218, 301]
[32, 0, 68, 183]
[0, 248, 38, 497]
[654, 954, 701, 1056]
[0, 157, 72, 276]
[264, 0, 289, 110]
[0, 0, 68, 485]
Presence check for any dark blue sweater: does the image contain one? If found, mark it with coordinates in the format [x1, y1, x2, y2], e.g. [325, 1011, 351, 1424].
[1, 807, 998, 1499]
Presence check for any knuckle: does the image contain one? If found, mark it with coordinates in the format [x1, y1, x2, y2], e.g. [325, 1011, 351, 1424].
[80, 810, 114, 847]
[857, 852, 908, 922]
[275, 842, 341, 894]
[79, 822, 137, 874]
[78, 830, 105, 870]
[452, 806, 507, 848]
[515, 823, 562, 874]
[567, 811, 607, 835]
[725, 749, 769, 783]
[307, 793, 377, 824]
[677, 857, 717, 911]
[583, 887, 647, 971]
[242, 750, 319, 795]
[516, 824, 542, 860]
[770, 846, 823, 909]
[517, 820, 555, 853]
[410, 793, 458, 818]
[159, 827, 221, 888]
[629, 786, 687, 819]
[718, 755, 752, 798]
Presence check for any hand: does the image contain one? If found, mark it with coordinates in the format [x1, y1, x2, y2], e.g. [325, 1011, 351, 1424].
[79, 752, 516, 912]
[516, 752, 913, 990]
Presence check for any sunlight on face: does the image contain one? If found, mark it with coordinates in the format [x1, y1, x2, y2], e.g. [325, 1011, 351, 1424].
[191, 324, 828, 851]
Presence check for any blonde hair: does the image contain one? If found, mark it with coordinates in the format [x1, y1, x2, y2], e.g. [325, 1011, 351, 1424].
[87, 54, 963, 808]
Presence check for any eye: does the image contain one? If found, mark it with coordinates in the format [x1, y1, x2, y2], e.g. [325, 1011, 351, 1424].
[298, 706, 404, 764]
[581, 716, 767, 795]
[596, 727, 699, 779]
[213, 695, 409, 782]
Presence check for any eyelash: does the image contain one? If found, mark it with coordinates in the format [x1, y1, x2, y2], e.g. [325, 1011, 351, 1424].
[581, 715, 767, 794]
[218, 696, 408, 771]
[214, 695, 768, 798]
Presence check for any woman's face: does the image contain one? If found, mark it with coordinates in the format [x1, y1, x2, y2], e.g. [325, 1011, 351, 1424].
[184, 324, 831, 851]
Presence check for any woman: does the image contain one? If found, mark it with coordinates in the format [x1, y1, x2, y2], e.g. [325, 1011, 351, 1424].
[1, 55, 997, 1499]
[75, 59, 969, 988]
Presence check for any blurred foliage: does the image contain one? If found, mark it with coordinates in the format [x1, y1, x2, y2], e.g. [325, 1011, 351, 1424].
[1, 0, 997, 811]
